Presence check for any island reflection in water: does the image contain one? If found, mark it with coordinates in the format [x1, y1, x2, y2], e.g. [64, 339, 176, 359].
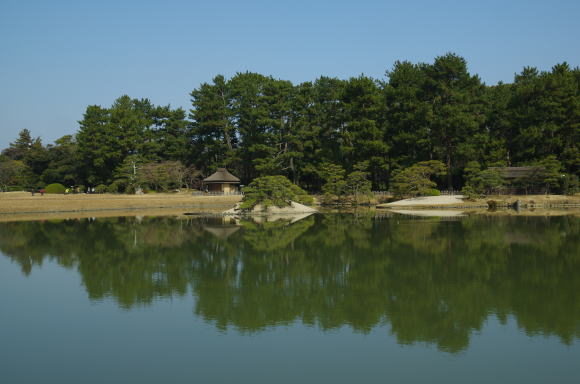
[0, 213, 578, 353]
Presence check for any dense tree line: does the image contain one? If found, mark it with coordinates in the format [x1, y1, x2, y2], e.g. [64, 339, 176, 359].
[1, 53, 578, 192]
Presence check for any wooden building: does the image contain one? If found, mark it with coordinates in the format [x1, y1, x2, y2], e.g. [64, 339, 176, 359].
[202, 168, 241, 194]
[490, 166, 544, 180]
[489, 166, 548, 194]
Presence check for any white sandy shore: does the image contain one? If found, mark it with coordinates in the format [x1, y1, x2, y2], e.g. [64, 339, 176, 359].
[378, 195, 466, 208]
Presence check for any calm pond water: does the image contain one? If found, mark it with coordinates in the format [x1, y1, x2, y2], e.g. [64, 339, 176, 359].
[1, 212, 579, 383]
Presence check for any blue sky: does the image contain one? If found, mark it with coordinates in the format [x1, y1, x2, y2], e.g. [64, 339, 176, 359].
[1, 0, 579, 148]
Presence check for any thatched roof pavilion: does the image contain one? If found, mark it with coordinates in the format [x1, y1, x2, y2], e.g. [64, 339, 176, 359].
[202, 168, 240, 194]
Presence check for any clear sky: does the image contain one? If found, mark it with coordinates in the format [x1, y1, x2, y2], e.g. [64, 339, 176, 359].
[1, 0, 579, 148]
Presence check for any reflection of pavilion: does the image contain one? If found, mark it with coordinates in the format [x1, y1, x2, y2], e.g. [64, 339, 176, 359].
[202, 216, 241, 240]
[250, 212, 315, 224]
[201, 213, 315, 240]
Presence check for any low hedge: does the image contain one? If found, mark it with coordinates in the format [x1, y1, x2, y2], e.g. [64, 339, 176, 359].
[5, 186, 25, 192]
[45, 183, 67, 194]
[94, 184, 108, 194]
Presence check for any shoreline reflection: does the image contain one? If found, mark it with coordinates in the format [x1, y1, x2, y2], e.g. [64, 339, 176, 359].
[0, 213, 578, 353]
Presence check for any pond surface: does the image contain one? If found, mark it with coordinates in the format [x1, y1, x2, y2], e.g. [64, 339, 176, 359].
[1, 213, 579, 383]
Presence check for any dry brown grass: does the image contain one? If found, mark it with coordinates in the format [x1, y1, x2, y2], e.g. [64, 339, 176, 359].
[0, 191, 241, 219]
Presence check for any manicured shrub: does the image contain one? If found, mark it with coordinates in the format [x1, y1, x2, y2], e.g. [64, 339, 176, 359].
[45, 183, 66, 194]
[391, 160, 446, 197]
[106, 183, 119, 193]
[424, 189, 441, 196]
[95, 184, 107, 194]
[460, 185, 481, 200]
[562, 174, 579, 195]
[240, 175, 313, 211]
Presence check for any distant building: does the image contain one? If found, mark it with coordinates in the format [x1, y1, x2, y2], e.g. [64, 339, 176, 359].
[202, 168, 240, 195]
[489, 166, 544, 180]
[489, 166, 547, 194]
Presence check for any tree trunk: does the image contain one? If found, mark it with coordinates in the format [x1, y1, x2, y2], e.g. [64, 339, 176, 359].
[220, 91, 233, 151]
[446, 147, 453, 190]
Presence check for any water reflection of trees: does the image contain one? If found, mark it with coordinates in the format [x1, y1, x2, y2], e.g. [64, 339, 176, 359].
[0, 214, 578, 352]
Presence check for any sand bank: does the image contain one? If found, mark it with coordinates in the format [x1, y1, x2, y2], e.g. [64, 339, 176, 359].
[377, 194, 580, 209]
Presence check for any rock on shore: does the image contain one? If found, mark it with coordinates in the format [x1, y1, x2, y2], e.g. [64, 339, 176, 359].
[223, 201, 317, 216]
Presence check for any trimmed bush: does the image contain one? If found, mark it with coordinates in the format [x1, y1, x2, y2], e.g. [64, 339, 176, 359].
[95, 184, 107, 194]
[460, 185, 481, 200]
[240, 175, 313, 211]
[106, 183, 119, 193]
[391, 160, 446, 197]
[45, 183, 66, 194]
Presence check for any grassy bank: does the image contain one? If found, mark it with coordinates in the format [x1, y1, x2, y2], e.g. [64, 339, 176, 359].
[0, 191, 241, 217]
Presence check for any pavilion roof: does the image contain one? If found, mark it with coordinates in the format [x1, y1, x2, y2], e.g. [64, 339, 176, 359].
[203, 168, 240, 183]
[489, 166, 544, 179]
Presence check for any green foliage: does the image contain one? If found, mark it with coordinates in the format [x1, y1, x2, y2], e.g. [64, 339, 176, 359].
[345, 163, 373, 204]
[391, 160, 446, 197]
[427, 53, 486, 189]
[41, 135, 80, 186]
[95, 184, 107, 194]
[138, 161, 186, 192]
[0, 157, 31, 190]
[5, 185, 25, 192]
[509, 64, 580, 174]
[424, 189, 440, 196]
[1, 129, 33, 161]
[537, 155, 562, 193]
[239, 175, 312, 211]
[106, 183, 120, 194]
[76, 96, 187, 185]
[318, 162, 373, 204]
[112, 155, 143, 193]
[2, 54, 579, 194]
[479, 169, 505, 194]
[319, 163, 347, 201]
[561, 174, 579, 195]
[44, 183, 66, 194]
[463, 161, 482, 186]
[461, 161, 505, 196]
[460, 185, 481, 200]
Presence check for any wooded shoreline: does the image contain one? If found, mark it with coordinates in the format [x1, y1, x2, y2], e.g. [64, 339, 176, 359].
[2, 54, 578, 197]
